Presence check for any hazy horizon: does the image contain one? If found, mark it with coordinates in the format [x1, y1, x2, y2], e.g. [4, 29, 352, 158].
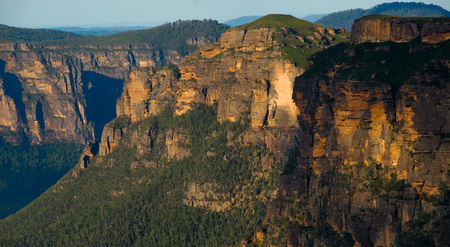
[1, 0, 449, 28]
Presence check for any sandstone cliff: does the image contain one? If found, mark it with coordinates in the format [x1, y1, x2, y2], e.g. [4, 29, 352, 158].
[351, 15, 450, 44]
[0, 44, 198, 144]
[100, 15, 348, 156]
[1, 15, 448, 247]
[252, 22, 450, 246]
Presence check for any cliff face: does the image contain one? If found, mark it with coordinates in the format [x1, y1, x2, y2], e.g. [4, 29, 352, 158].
[253, 26, 450, 246]
[350, 16, 450, 44]
[1, 16, 449, 247]
[0, 52, 92, 143]
[101, 22, 348, 155]
[0, 44, 189, 144]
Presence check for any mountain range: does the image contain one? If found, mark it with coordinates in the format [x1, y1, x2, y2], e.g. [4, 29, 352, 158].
[0, 12, 449, 246]
[0, 1, 450, 246]
[316, 1, 450, 30]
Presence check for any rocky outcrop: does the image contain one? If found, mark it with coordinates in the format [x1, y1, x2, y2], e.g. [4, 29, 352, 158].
[183, 182, 231, 212]
[351, 16, 450, 44]
[99, 125, 125, 156]
[79, 140, 99, 169]
[116, 67, 178, 123]
[253, 38, 450, 246]
[100, 21, 347, 155]
[165, 128, 190, 161]
[113, 25, 346, 128]
[0, 37, 211, 144]
[0, 52, 93, 144]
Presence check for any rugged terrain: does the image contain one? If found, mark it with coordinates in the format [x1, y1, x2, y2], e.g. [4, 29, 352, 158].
[0, 15, 448, 247]
[0, 20, 226, 144]
[316, 2, 450, 30]
[250, 16, 450, 247]
[0, 15, 350, 246]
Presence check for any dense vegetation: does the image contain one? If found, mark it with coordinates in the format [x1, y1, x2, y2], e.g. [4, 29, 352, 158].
[0, 142, 83, 219]
[42, 20, 228, 50]
[0, 25, 79, 43]
[238, 14, 321, 30]
[1, 20, 228, 59]
[0, 103, 281, 246]
[302, 39, 450, 89]
[249, 15, 350, 68]
[316, 2, 450, 30]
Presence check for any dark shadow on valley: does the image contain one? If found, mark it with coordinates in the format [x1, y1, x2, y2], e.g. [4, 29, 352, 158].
[81, 71, 124, 140]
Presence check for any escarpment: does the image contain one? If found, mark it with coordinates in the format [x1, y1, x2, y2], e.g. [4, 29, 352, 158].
[0, 46, 197, 144]
[251, 18, 450, 247]
[100, 16, 348, 155]
[351, 15, 450, 44]
[2, 15, 448, 247]
[0, 20, 225, 144]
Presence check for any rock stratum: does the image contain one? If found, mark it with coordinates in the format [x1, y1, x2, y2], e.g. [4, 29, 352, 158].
[0, 15, 449, 247]
[251, 17, 450, 247]
[99, 15, 348, 156]
[351, 15, 450, 44]
[0, 21, 223, 144]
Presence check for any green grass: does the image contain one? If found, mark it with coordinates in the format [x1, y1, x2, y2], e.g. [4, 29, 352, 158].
[238, 14, 322, 30]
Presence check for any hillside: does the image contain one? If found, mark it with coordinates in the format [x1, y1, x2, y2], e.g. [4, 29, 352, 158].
[0, 15, 351, 246]
[0, 19, 229, 221]
[42, 20, 228, 51]
[237, 14, 322, 29]
[0, 15, 448, 246]
[316, 2, 450, 30]
[0, 25, 80, 43]
[0, 19, 229, 145]
[0, 142, 82, 219]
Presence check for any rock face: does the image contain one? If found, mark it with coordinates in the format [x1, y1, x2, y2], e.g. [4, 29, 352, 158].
[0, 44, 190, 144]
[101, 22, 347, 155]
[253, 27, 450, 246]
[351, 16, 450, 44]
[116, 67, 179, 123]
[0, 52, 93, 144]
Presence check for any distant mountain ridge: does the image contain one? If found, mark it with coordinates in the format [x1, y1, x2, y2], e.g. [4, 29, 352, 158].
[224, 16, 262, 27]
[0, 25, 79, 43]
[316, 2, 450, 30]
[51, 26, 151, 36]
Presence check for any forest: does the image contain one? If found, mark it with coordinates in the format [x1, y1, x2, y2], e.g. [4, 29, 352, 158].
[0, 141, 83, 219]
[0, 25, 79, 43]
[316, 2, 450, 30]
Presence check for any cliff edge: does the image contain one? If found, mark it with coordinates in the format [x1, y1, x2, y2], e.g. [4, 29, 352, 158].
[351, 15, 450, 44]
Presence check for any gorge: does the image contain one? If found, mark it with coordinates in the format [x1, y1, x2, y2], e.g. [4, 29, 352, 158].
[0, 14, 449, 246]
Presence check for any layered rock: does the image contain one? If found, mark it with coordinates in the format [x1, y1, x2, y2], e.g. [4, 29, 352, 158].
[116, 67, 179, 123]
[0, 22, 222, 145]
[0, 52, 93, 144]
[0, 45, 185, 144]
[351, 16, 450, 44]
[101, 20, 348, 154]
[254, 35, 450, 246]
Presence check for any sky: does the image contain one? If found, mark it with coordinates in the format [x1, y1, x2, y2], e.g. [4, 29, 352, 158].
[0, 0, 449, 28]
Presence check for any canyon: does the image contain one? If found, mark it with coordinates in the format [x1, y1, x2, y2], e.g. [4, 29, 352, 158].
[0, 25, 219, 144]
[0, 15, 449, 247]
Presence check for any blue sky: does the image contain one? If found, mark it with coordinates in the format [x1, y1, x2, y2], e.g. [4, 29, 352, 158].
[1, 0, 449, 28]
